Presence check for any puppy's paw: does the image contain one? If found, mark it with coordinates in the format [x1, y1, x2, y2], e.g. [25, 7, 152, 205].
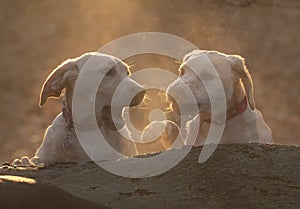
[162, 121, 185, 149]
[12, 156, 34, 167]
[141, 120, 184, 151]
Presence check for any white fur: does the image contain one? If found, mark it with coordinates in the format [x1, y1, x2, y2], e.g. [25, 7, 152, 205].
[168, 50, 273, 145]
[13, 52, 145, 166]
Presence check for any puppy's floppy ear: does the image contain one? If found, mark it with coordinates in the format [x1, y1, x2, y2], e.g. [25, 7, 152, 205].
[39, 60, 79, 107]
[228, 55, 255, 110]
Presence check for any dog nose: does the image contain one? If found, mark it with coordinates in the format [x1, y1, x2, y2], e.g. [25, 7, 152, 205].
[130, 90, 146, 107]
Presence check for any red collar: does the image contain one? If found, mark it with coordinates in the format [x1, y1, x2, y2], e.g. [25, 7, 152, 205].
[202, 96, 248, 123]
[62, 103, 73, 125]
[62, 101, 73, 149]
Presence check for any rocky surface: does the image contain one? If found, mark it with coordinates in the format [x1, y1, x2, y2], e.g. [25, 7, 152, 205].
[0, 177, 112, 209]
[1, 143, 299, 209]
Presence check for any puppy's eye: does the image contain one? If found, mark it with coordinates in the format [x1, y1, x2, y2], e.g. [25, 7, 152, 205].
[106, 69, 115, 76]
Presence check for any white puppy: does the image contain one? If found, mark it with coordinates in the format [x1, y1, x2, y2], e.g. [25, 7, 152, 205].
[167, 50, 273, 145]
[13, 52, 146, 166]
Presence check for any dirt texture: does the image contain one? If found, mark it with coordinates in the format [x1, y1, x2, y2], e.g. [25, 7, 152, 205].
[0, 180, 112, 209]
[1, 143, 299, 209]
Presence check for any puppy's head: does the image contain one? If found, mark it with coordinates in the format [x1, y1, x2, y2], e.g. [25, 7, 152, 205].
[167, 50, 255, 119]
[40, 52, 145, 129]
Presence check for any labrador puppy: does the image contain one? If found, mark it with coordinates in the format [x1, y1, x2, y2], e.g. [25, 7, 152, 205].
[13, 52, 146, 166]
[167, 50, 273, 145]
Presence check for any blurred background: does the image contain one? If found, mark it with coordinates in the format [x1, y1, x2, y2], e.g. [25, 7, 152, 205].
[0, 0, 299, 163]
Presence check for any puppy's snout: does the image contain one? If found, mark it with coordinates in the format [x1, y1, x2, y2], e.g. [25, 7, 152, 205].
[166, 80, 185, 100]
[166, 82, 183, 113]
[170, 97, 180, 115]
[165, 92, 180, 114]
[130, 90, 146, 107]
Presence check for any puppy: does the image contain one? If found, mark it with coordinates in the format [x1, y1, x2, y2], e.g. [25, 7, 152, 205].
[13, 52, 146, 166]
[167, 50, 273, 145]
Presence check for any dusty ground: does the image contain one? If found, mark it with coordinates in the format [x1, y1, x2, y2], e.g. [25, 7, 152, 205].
[0, 178, 111, 209]
[0, 0, 299, 162]
[1, 144, 299, 209]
